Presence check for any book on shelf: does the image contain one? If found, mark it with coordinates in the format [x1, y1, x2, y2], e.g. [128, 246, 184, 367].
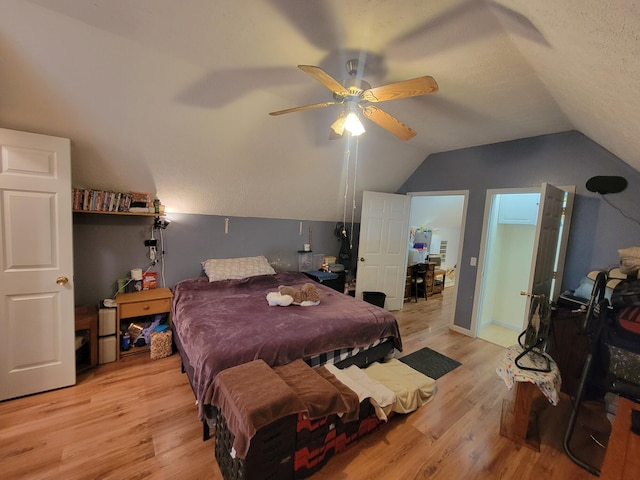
[72, 188, 150, 213]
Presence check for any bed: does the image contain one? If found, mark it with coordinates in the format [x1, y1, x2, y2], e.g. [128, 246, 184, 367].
[171, 258, 402, 434]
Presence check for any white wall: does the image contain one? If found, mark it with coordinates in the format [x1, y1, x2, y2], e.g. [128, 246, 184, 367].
[409, 195, 464, 270]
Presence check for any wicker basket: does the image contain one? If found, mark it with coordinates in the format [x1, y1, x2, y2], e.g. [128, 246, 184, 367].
[150, 329, 172, 360]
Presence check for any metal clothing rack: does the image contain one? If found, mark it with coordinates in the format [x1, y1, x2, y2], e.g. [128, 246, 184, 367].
[515, 294, 553, 373]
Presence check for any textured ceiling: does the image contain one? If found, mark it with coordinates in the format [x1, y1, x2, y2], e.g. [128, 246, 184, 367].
[1, 0, 638, 221]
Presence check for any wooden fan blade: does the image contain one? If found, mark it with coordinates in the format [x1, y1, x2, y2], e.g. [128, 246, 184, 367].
[269, 101, 338, 116]
[361, 76, 438, 103]
[362, 105, 416, 140]
[298, 65, 349, 98]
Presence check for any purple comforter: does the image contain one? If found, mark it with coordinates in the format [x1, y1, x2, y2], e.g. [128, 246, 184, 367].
[172, 272, 402, 419]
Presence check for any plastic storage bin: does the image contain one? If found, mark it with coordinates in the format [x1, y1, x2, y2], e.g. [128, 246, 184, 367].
[98, 335, 117, 364]
[298, 252, 313, 272]
[362, 291, 386, 308]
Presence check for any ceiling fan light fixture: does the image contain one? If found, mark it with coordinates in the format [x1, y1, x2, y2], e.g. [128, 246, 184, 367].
[270, 61, 438, 140]
[344, 112, 365, 136]
[330, 114, 346, 136]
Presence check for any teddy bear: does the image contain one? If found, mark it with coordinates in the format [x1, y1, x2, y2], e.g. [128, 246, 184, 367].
[266, 282, 320, 307]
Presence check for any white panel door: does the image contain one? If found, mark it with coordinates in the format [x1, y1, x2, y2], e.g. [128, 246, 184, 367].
[356, 191, 410, 311]
[0, 128, 75, 401]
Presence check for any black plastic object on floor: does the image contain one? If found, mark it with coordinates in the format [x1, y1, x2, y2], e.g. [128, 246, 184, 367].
[399, 347, 461, 380]
[362, 291, 386, 308]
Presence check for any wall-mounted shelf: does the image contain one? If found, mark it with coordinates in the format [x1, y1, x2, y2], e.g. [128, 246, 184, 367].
[73, 210, 159, 217]
[72, 188, 164, 216]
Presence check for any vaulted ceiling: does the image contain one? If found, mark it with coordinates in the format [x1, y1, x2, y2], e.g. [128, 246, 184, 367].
[1, 1, 638, 221]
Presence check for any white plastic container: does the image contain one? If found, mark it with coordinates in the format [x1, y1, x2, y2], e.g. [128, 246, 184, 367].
[98, 335, 116, 364]
[98, 308, 116, 336]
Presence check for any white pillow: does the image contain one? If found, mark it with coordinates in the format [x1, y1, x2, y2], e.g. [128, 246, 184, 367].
[573, 275, 615, 301]
[202, 256, 275, 282]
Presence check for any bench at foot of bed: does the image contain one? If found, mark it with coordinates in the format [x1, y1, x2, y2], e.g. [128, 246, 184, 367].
[212, 357, 435, 480]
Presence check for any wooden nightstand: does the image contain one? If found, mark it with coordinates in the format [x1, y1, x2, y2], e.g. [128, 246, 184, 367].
[115, 287, 173, 359]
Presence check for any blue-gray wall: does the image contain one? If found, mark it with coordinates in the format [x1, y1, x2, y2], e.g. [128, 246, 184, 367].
[398, 130, 640, 330]
[73, 213, 356, 306]
[74, 130, 640, 329]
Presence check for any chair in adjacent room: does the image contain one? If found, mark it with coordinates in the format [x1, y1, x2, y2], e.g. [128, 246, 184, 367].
[411, 263, 428, 302]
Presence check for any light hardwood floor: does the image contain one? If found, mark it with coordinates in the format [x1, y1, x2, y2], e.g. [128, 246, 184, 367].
[0, 288, 607, 479]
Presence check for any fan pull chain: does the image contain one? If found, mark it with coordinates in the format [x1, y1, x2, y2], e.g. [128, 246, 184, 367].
[350, 136, 359, 249]
[342, 142, 350, 229]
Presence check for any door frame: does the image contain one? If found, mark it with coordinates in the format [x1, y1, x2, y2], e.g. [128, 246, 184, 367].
[470, 185, 575, 339]
[407, 190, 469, 330]
[471, 187, 539, 339]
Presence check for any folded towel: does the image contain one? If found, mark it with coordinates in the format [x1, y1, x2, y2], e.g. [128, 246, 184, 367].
[274, 359, 359, 420]
[212, 359, 306, 459]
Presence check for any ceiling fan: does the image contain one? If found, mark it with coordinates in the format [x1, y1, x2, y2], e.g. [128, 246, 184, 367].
[269, 59, 438, 140]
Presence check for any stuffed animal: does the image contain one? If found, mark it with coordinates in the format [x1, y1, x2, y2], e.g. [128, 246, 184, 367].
[266, 290, 294, 307]
[266, 283, 320, 307]
[301, 283, 320, 304]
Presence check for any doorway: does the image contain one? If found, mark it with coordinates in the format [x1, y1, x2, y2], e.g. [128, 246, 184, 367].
[476, 190, 541, 347]
[474, 186, 573, 348]
[409, 193, 466, 276]
[356, 190, 467, 315]
[408, 192, 467, 325]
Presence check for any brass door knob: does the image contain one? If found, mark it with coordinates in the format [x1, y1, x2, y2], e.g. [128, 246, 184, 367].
[56, 276, 69, 285]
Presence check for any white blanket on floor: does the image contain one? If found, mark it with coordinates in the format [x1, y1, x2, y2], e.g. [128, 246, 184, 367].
[363, 359, 436, 413]
[325, 363, 396, 421]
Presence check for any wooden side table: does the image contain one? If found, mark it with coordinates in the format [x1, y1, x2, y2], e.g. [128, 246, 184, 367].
[500, 381, 539, 450]
[74, 305, 98, 372]
[497, 345, 562, 451]
[115, 287, 173, 360]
